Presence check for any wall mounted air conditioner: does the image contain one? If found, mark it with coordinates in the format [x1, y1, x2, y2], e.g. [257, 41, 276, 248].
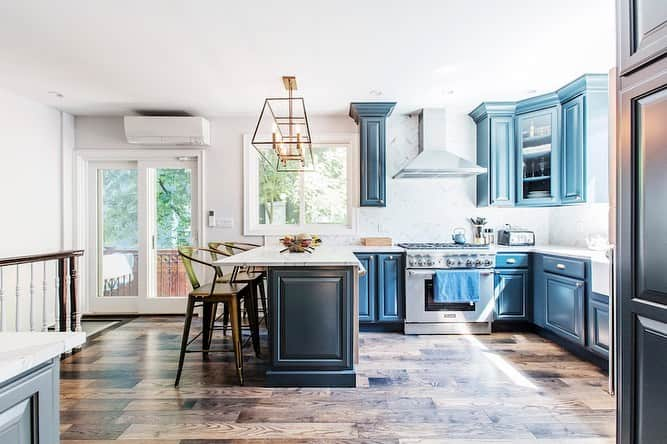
[123, 116, 210, 145]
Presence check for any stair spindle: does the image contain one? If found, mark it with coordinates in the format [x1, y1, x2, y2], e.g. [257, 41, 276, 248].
[42, 261, 49, 331]
[29, 263, 35, 331]
[0, 267, 4, 332]
[15, 265, 20, 331]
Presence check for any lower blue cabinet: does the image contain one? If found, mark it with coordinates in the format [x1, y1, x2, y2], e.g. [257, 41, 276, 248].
[587, 292, 610, 358]
[545, 272, 586, 345]
[494, 269, 530, 321]
[355, 252, 404, 327]
[355, 254, 376, 322]
[377, 254, 403, 321]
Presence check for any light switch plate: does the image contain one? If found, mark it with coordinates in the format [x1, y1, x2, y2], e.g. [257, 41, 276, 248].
[216, 217, 234, 229]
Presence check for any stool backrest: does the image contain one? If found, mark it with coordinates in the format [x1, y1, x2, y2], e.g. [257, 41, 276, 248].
[178, 246, 221, 290]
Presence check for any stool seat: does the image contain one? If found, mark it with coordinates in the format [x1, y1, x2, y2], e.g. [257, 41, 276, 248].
[191, 282, 247, 297]
[217, 271, 264, 284]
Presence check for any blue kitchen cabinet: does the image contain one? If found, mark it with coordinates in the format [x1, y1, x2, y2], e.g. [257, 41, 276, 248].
[560, 95, 585, 203]
[0, 359, 60, 444]
[469, 104, 516, 207]
[544, 272, 586, 346]
[355, 254, 376, 322]
[470, 74, 608, 207]
[494, 253, 531, 321]
[377, 253, 403, 322]
[532, 254, 547, 328]
[354, 252, 404, 329]
[349, 102, 396, 207]
[515, 104, 561, 206]
[494, 269, 530, 321]
[587, 292, 610, 359]
[558, 75, 609, 205]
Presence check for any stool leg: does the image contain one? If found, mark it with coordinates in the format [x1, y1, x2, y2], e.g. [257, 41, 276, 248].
[222, 303, 229, 336]
[245, 285, 261, 357]
[202, 301, 212, 360]
[258, 277, 268, 329]
[175, 296, 195, 387]
[229, 295, 244, 385]
[207, 302, 218, 349]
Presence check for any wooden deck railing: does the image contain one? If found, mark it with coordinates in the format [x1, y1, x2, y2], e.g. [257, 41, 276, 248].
[0, 250, 84, 332]
[103, 248, 188, 298]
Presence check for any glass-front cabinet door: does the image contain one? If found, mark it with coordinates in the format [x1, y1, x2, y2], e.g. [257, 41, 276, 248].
[516, 107, 560, 206]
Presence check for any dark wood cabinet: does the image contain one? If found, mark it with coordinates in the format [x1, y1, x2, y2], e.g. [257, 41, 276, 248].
[349, 102, 396, 207]
[618, 0, 667, 75]
[354, 252, 404, 329]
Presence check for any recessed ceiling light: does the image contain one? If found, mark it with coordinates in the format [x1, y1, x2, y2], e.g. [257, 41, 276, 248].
[48, 91, 64, 98]
[369, 89, 383, 96]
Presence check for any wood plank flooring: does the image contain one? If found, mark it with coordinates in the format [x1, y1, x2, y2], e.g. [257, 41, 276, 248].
[60, 317, 615, 443]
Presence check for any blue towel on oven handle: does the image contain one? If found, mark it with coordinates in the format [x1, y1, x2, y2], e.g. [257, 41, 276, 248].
[433, 270, 480, 303]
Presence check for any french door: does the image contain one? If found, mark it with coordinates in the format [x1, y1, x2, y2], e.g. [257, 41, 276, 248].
[87, 158, 198, 314]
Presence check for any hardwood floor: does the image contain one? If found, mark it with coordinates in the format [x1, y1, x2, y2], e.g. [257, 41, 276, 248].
[60, 317, 615, 443]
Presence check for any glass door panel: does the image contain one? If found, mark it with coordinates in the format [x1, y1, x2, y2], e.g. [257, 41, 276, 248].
[517, 108, 558, 204]
[99, 168, 139, 298]
[153, 167, 193, 298]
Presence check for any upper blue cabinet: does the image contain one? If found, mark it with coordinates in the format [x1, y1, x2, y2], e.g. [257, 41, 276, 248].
[349, 102, 396, 207]
[469, 74, 608, 207]
[469, 103, 516, 206]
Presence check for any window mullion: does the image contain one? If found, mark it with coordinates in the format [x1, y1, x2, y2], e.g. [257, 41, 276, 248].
[299, 172, 306, 227]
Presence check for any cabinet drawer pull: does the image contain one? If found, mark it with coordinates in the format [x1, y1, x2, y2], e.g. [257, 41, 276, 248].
[506, 258, 516, 264]
[556, 263, 566, 270]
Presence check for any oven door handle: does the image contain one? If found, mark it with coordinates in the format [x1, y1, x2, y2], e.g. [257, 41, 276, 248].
[408, 269, 493, 276]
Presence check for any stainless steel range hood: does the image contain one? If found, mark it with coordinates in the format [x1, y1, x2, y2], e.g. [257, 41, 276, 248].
[393, 108, 486, 178]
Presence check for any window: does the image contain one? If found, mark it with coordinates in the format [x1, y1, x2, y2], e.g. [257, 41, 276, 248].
[245, 135, 357, 235]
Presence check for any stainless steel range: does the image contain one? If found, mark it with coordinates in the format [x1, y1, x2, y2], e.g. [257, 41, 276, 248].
[399, 242, 495, 334]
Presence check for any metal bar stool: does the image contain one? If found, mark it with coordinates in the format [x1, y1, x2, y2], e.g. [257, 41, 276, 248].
[208, 243, 266, 352]
[208, 242, 269, 330]
[175, 247, 257, 386]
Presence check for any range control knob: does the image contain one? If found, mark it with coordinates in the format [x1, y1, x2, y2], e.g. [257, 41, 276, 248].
[416, 255, 424, 266]
[484, 258, 493, 266]
[425, 257, 434, 266]
[466, 259, 474, 267]
[474, 259, 482, 267]
[446, 258, 456, 267]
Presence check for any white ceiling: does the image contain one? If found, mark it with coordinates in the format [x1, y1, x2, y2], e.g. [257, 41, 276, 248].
[0, 0, 615, 116]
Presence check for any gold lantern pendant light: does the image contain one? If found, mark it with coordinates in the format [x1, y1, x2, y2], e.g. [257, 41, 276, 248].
[251, 76, 314, 172]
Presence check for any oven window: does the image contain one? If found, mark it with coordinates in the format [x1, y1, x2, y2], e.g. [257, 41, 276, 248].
[424, 279, 476, 312]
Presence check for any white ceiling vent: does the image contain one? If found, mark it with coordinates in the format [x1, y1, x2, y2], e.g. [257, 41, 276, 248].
[124, 116, 210, 146]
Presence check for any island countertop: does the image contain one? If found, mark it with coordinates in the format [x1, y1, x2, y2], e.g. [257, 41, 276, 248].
[212, 245, 367, 268]
[0, 332, 86, 385]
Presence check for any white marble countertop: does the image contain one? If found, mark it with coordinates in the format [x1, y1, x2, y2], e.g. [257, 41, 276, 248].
[493, 245, 610, 263]
[0, 332, 86, 385]
[213, 245, 366, 267]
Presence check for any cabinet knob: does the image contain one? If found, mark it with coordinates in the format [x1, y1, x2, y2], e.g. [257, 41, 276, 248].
[576, 282, 583, 288]
[388, 255, 393, 260]
[506, 258, 516, 264]
[556, 263, 566, 270]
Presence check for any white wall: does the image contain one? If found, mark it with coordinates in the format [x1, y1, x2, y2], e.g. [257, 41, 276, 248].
[74, 109, 607, 248]
[0, 87, 74, 330]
